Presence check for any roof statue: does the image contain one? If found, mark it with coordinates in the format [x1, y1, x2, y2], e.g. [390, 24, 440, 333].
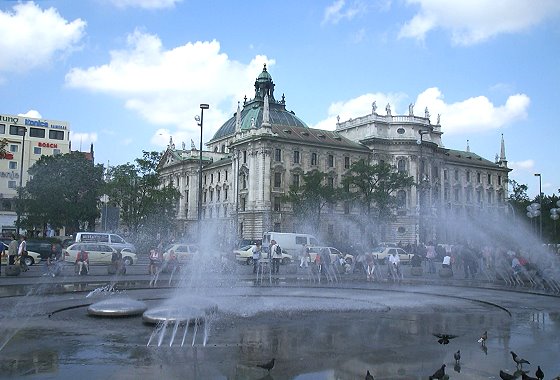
[436, 114, 441, 125]
[336, 115, 340, 124]
[424, 107, 430, 119]
[250, 117, 256, 129]
[169, 136, 175, 150]
[262, 92, 270, 125]
[191, 139, 196, 150]
[385, 103, 391, 116]
[372, 101, 377, 114]
[466, 139, 470, 152]
[181, 141, 185, 150]
[235, 101, 241, 132]
[409, 103, 414, 116]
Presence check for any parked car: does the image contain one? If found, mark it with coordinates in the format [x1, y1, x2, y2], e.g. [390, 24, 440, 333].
[234, 245, 293, 265]
[1, 243, 41, 266]
[162, 244, 199, 263]
[64, 243, 137, 265]
[307, 246, 354, 265]
[74, 232, 136, 253]
[26, 240, 56, 260]
[371, 247, 414, 264]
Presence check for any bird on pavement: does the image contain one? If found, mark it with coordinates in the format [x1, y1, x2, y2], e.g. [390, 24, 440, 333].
[365, 369, 374, 380]
[499, 370, 516, 380]
[535, 366, 544, 380]
[257, 358, 275, 372]
[429, 364, 446, 380]
[522, 372, 539, 380]
[511, 351, 530, 369]
[433, 333, 458, 345]
[454, 350, 461, 364]
[478, 330, 487, 346]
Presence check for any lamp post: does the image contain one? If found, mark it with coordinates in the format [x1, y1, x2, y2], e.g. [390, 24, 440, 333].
[534, 173, 542, 241]
[417, 130, 430, 244]
[195, 104, 209, 242]
[16, 126, 27, 236]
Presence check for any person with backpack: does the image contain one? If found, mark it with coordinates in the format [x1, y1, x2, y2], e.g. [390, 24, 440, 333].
[270, 239, 282, 274]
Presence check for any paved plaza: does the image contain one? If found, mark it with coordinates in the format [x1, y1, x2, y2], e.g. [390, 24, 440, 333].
[0, 259, 558, 379]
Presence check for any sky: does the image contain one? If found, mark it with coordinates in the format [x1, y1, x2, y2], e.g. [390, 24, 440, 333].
[1, 0, 559, 198]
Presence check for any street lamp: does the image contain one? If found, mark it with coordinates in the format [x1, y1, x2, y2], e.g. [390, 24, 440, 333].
[16, 126, 27, 236]
[535, 173, 542, 240]
[195, 103, 209, 241]
[417, 130, 430, 244]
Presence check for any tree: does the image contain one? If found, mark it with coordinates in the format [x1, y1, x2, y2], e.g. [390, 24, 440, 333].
[22, 152, 104, 235]
[283, 170, 340, 235]
[341, 159, 415, 242]
[105, 151, 180, 245]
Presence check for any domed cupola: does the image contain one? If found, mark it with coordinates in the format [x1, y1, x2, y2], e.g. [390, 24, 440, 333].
[210, 64, 308, 142]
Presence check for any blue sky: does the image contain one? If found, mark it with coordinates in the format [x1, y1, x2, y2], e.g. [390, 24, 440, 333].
[1, 0, 559, 197]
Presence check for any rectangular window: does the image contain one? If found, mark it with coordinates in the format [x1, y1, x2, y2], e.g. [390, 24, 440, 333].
[443, 169, 448, 180]
[49, 130, 64, 140]
[204, 175, 207, 185]
[210, 190, 213, 202]
[477, 172, 481, 183]
[224, 189, 228, 200]
[225, 170, 228, 181]
[454, 170, 459, 181]
[9, 161, 17, 170]
[274, 172, 282, 188]
[211, 173, 214, 183]
[9, 125, 25, 136]
[328, 154, 334, 167]
[487, 174, 492, 185]
[466, 171, 471, 182]
[292, 174, 300, 187]
[243, 150, 247, 164]
[33, 147, 41, 155]
[9, 144, 17, 153]
[275, 148, 282, 162]
[273, 197, 281, 212]
[217, 189, 221, 201]
[344, 156, 350, 169]
[0, 124, 5, 134]
[311, 152, 317, 166]
[53, 149, 61, 155]
[293, 150, 300, 164]
[218, 172, 221, 182]
[498, 175, 502, 185]
[29, 127, 45, 138]
[8, 181, 16, 189]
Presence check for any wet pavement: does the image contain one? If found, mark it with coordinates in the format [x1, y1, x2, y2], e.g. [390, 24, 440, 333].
[0, 261, 558, 379]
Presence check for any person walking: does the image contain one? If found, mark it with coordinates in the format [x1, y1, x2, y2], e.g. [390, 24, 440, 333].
[8, 234, 18, 266]
[426, 241, 436, 274]
[270, 239, 281, 274]
[17, 236, 28, 272]
[252, 241, 262, 274]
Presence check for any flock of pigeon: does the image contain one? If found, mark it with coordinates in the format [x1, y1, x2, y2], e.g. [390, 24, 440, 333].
[362, 330, 559, 380]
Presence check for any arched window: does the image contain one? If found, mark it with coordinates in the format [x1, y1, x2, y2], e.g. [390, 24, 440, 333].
[397, 159, 406, 173]
[397, 190, 407, 208]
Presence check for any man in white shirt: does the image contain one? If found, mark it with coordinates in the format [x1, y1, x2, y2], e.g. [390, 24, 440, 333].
[17, 236, 28, 271]
[270, 239, 281, 274]
[251, 242, 262, 274]
[388, 250, 400, 278]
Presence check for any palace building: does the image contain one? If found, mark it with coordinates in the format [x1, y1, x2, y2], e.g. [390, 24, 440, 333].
[0, 113, 71, 236]
[157, 66, 510, 246]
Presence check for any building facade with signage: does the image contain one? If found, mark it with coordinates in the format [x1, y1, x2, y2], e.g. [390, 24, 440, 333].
[0, 113, 71, 236]
[157, 66, 511, 247]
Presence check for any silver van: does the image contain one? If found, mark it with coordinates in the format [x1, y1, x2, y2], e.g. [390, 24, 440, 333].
[74, 232, 136, 253]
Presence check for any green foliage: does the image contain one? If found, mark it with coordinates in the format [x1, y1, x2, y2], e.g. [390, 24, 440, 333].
[105, 151, 181, 245]
[21, 152, 104, 235]
[342, 159, 415, 219]
[282, 170, 340, 234]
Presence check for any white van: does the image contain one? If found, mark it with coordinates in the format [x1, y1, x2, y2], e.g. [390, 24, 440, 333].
[262, 232, 319, 257]
[74, 232, 136, 253]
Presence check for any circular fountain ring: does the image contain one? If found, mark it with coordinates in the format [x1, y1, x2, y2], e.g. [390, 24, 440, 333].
[142, 297, 218, 325]
[87, 297, 148, 317]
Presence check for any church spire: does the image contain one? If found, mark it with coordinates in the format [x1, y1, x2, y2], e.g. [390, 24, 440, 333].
[235, 101, 241, 132]
[262, 92, 270, 126]
[500, 133, 506, 161]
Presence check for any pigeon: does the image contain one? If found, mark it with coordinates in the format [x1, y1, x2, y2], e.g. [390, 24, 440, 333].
[478, 330, 487, 346]
[500, 370, 516, 380]
[535, 366, 544, 380]
[257, 358, 275, 372]
[429, 364, 446, 380]
[454, 350, 461, 364]
[365, 369, 374, 380]
[511, 351, 530, 369]
[433, 333, 458, 345]
[522, 372, 539, 380]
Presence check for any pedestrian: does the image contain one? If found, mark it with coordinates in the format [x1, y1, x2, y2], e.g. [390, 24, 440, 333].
[299, 244, 310, 268]
[252, 241, 262, 274]
[18, 236, 28, 272]
[8, 234, 18, 266]
[426, 241, 436, 274]
[270, 239, 281, 274]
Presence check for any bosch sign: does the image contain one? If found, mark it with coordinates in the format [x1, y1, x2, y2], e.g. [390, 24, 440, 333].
[38, 142, 58, 148]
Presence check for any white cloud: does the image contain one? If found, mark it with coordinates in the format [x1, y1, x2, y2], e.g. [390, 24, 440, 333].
[18, 110, 43, 119]
[414, 87, 530, 134]
[65, 31, 274, 143]
[70, 132, 98, 151]
[509, 159, 535, 171]
[0, 2, 86, 75]
[311, 92, 407, 130]
[313, 87, 529, 134]
[399, 0, 560, 45]
[322, 0, 367, 25]
[109, 0, 182, 9]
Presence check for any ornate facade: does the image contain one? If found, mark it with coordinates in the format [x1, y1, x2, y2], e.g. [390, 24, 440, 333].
[158, 66, 510, 246]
